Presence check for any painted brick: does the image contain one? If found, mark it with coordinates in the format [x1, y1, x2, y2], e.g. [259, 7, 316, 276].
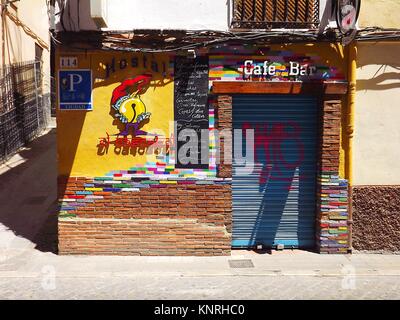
[316, 100, 350, 254]
[58, 183, 232, 256]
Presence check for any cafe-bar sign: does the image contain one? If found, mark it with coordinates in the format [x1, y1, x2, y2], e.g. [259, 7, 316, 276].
[243, 60, 317, 77]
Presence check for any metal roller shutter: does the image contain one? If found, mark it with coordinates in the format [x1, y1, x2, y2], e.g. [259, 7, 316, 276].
[232, 94, 318, 249]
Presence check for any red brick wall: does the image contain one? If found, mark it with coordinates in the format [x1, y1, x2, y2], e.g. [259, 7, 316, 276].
[58, 180, 232, 256]
[316, 100, 350, 254]
[319, 101, 342, 173]
[58, 96, 349, 256]
[59, 219, 230, 256]
[216, 95, 232, 178]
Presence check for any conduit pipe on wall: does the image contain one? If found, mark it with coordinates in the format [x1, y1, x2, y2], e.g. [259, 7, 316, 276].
[347, 41, 357, 252]
[5, 9, 49, 50]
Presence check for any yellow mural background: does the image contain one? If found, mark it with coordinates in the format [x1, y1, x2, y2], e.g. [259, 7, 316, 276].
[56, 51, 174, 177]
[56, 44, 348, 179]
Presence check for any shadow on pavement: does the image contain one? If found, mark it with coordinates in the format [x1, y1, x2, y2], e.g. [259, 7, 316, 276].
[0, 129, 58, 253]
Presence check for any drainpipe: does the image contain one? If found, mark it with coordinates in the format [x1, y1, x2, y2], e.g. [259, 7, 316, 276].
[347, 41, 357, 253]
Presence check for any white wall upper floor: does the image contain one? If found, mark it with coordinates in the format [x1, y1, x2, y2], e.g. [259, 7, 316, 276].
[0, 0, 51, 93]
[55, 0, 337, 32]
[55, 0, 229, 31]
[54, 0, 400, 32]
[106, 0, 230, 31]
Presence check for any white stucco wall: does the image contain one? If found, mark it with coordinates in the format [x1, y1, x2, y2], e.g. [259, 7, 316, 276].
[359, 0, 400, 28]
[56, 0, 333, 32]
[56, 0, 230, 31]
[354, 42, 400, 185]
[0, 0, 51, 94]
[106, 0, 230, 31]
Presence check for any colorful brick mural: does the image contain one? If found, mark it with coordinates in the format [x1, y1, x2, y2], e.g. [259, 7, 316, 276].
[316, 100, 350, 254]
[57, 44, 349, 255]
[318, 173, 349, 253]
[59, 106, 225, 218]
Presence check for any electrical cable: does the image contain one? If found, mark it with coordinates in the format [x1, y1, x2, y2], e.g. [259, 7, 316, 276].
[77, 0, 80, 32]
[59, 0, 67, 32]
[52, 26, 400, 53]
[66, 0, 74, 31]
[5, 9, 49, 50]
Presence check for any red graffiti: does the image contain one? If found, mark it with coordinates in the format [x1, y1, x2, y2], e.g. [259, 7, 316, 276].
[242, 121, 305, 185]
[97, 133, 172, 156]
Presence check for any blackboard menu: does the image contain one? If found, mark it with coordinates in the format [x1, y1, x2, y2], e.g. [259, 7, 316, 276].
[174, 56, 209, 169]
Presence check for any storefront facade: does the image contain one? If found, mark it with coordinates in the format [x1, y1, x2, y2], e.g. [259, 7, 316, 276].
[56, 42, 352, 255]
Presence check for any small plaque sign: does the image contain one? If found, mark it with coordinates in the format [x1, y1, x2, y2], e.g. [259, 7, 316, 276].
[60, 57, 78, 68]
[59, 70, 92, 110]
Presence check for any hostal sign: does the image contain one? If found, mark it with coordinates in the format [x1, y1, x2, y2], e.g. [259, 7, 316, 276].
[244, 60, 317, 77]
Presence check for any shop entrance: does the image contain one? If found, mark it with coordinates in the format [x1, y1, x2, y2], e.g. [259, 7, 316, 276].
[232, 94, 318, 249]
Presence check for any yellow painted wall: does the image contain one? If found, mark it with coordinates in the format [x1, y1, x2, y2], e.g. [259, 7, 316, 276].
[359, 0, 400, 29]
[56, 43, 347, 178]
[56, 50, 174, 177]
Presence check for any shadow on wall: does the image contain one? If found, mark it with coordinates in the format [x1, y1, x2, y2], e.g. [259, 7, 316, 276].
[3, 6, 23, 65]
[249, 124, 317, 249]
[92, 60, 174, 91]
[56, 102, 87, 229]
[0, 129, 58, 253]
[356, 44, 400, 91]
[357, 68, 400, 91]
[232, 95, 318, 250]
[56, 0, 98, 32]
[92, 59, 174, 155]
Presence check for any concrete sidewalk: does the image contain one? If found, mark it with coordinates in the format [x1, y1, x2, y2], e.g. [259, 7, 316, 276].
[0, 127, 58, 255]
[1, 125, 400, 300]
[1, 249, 400, 299]
[0, 127, 399, 279]
[1, 246, 400, 277]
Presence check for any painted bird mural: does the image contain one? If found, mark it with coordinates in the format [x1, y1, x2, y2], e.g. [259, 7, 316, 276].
[110, 74, 154, 137]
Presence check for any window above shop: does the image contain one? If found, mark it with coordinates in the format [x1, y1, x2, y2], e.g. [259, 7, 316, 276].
[230, 0, 320, 30]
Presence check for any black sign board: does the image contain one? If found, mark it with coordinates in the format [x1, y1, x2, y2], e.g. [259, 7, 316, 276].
[174, 56, 209, 169]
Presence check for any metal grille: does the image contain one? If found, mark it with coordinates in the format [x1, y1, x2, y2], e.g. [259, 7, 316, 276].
[231, 0, 320, 29]
[0, 61, 49, 163]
